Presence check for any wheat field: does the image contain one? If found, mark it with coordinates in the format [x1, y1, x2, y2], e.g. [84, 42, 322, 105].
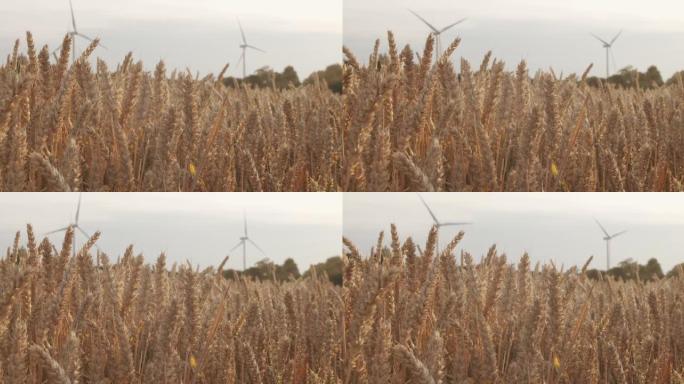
[0, 225, 343, 383]
[342, 225, 684, 383]
[341, 32, 684, 191]
[2, 224, 683, 383]
[6, 31, 683, 192]
[0, 33, 341, 192]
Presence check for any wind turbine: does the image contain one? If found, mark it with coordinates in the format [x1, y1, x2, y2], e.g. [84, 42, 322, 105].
[409, 9, 467, 61]
[417, 193, 471, 253]
[45, 193, 99, 256]
[228, 213, 267, 271]
[52, 0, 106, 63]
[236, 19, 266, 79]
[590, 30, 622, 78]
[594, 218, 627, 270]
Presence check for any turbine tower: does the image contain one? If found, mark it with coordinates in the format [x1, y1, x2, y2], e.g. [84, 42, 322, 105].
[52, 0, 106, 63]
[409, 9, 466, 61]
[236, 19, 266, 79]
[45, 193, 99, 256]
[595, 218, 627, 270]
[591, 30, 622, 78]
[228, 213, 267, 271]
[417, 193, 471, 253]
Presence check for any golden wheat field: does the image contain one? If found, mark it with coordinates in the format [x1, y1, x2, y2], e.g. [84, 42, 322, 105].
[2, 224, 683, 383]
[0, 33, 341, 192]
[341, 33, 684, 192]
[342, 225, 684, 383]
[0, 225, 343, 383]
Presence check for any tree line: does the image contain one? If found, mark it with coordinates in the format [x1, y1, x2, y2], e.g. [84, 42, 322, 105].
[226, 253, 683, 286]
[586, 257, 684, 281]
[222, 64, 342, 93]
[587, 65, 683, 89]
[223, 256, 343, 285]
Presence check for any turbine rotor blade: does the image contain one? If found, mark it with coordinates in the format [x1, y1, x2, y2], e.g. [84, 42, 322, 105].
[590, 33, 609, 46]
[440, 222, 472, 226]
[611, 230, 627, 239]
[75, 226, 101, 251]
[610, 30, 622, 45]
[408, 9, 440, 33]
[69, 0, 77, 32]
[440, 18, 467, 33]
[417, 193, 440, 225]
[246, 44, 265, 53]
[75, 225, 91, 239]
[75, 33, 107, 49]
[229, 240, 244, 253]
[236, 51, 245, 68]
[75, 192, 82, 224]
[247, 238, 267, 257]
[52, 45, 64, 62]
[594, 218, 610, 237]
[52, 44, 63, 56]
[237, 18, 247, 44]
[45, 226, 71, 235]
[243, 213, 248, 237]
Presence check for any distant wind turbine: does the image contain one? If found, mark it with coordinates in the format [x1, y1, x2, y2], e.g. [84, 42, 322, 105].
[595, 218, 627, 270]
[52, 0, 106, 63]
[591, 30, 622, 78]
[417, 193, 471, 253]
[236, 19, 266, 79]
[45, 193, 99, 256]
[409, 9, 466, 61]
[228, 213, 267, 271]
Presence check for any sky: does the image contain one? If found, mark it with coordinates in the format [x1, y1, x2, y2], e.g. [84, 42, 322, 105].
[0, 193, 342, 271]
[0, 0, 341, 78]
[344, 193, 684, 273]
[344, 0, 684, 78]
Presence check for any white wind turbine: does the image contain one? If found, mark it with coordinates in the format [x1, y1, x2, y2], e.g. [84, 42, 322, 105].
[409, 9, 467, 61]
[236, 19, 266, 79]
[418, 193, 471, 253]
[52, 0, 106, 63]
[228, 213, 267, 271]
[591, 30, 622, 78]
[595, 218, 627, 270]
[45, 193, 99, 256]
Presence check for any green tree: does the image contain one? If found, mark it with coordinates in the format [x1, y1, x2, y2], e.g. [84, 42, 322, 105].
[304, 256, 343, 285]
[600, 66, 664, 89]
[304, 64, 342, 93]
[641, 258, 664, 280]
[588, 258, 664, 282]
[276, 258, 301, 280]
[642, 66, 664, 88]
[666, 71, 684, 86]
[603, 258, 663, 281]
[275, 66, 300, 89]
[666, 263, 684, 278]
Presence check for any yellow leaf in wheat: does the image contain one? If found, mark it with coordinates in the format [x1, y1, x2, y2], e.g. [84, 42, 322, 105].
[553, 356, 561, 369]
[190, 355, 197, 368]
[551, 162, 559, 177]
[188, 163, 197, 176]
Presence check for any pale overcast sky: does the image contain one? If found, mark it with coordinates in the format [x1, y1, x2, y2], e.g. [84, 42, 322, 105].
[344, 193, 684, 273]
[344, 0, 684, 78]
[0, 0, 341, 78]
[0, 193, 342, 271]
